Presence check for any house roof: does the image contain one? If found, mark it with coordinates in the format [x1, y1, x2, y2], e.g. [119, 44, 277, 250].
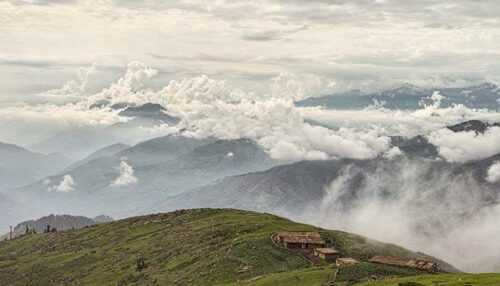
[369, 256, 408, 266]
[277, 231, 325, 244]
[369, 256, 438, 270]
[315, 248, 340, 254]
[337, 258, 359, 264]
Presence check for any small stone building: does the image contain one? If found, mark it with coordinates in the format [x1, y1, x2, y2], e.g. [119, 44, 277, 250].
[369, 256, 440, 272]
[313, 247, 340, 262]
[336, 257, 359, 267]
[275, 231, 326, 249]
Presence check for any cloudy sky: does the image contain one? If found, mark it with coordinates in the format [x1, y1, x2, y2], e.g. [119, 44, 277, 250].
[2, 0, 500, 103]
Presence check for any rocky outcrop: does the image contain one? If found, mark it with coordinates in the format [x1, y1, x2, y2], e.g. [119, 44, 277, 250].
[447, 120, 500, 134]
[12, 214, 113, 237]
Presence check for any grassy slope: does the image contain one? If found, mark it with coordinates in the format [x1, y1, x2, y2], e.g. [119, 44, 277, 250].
[0, 209, 470, 286]
[220, 263, 430, 286]
[219, 267, 332, 286]
[355, 273, 500, 286]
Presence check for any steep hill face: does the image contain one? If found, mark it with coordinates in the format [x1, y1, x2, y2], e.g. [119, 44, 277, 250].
[159, 157, 485, 217]
[0, 209, 456, 286]
[156, 160, 349, 213]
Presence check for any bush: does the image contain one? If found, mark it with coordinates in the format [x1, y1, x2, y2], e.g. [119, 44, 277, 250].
[399, 282, 425, 286]
[136, 256, 147, 272]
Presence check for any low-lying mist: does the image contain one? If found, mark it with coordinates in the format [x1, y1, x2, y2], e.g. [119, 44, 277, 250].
[300, 158, 500, 272]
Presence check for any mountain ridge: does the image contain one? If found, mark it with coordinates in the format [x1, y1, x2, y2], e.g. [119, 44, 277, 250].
[297, 82, 500, 110]
[8, 214, 113, 238]
[0, 141, 71, 188]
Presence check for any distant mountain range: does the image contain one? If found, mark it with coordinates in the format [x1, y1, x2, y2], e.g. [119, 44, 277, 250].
[30, 103, 180, 160]
[297, 82, 500, 110]
[0, 142, 71, 189]
[12, 135, 278, 220]
[7, 214, 113, 239]
[10, 120, 500, 224]
[158, 150, 499, 222]
[118, 102, 180, 124]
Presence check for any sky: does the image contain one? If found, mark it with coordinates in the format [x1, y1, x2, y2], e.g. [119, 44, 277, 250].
[2, 0, 500, 104]
[2, 0, 500, 154]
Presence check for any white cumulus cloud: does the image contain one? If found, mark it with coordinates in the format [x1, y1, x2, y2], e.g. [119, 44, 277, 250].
[5, 61, 500, 163]
[487, 161, 500, 183]
[384, 146, 403, 160]
[80, 62, 393, 162]
[48, 175, 75, 193]
[428, 127, 500, 162]
[38, 63, 96, 98]
[112, 160, 138, 186]
[270, 72, 335, 101]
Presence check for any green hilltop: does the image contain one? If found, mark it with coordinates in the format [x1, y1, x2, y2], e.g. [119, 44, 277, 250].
[0, 208, 497, 286]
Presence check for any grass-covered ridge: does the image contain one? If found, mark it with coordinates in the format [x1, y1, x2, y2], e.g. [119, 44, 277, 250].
[355, 273, 500, 286]
[0, 208, 472, 285]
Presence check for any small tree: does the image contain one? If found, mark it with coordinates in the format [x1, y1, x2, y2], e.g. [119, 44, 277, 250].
[136, 256, 147, 272]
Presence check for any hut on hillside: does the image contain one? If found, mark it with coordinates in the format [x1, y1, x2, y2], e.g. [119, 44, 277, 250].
[313, 247, 340, 262]
[336, 257, 359, 267]
[275, 231, 326, 249]
[369, 256, 440, 272]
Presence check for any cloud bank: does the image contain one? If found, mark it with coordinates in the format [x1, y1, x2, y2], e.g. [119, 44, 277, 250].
[4, 0, 500, 99]
[2, 61, 500, 164]
[301, 159, 500, 272]
[38, 63, 96, 98]
[5, 62, 391, 162]
[428, 127, 500, 162]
